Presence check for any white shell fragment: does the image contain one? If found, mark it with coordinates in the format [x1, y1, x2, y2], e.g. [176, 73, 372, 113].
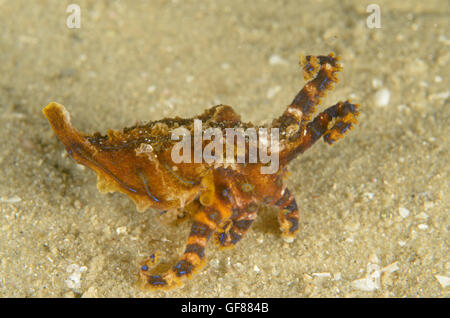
[398, 207, 410, 218]
[434, 275, 450, 288]
[374, 88, 390, 107]
[65, 263, 88, 290]
[312, 272, 332, 278]
[352, 262, 381, 291]
[0, 195, 21, 203]
[352, 255, 399, 292]
[269, 54, 288, 65]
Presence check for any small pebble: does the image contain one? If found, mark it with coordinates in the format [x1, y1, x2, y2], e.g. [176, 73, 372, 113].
[269, 54, 287, 65]
[116, 226, 127, 235]
[372, 78, 383, 89]
[398, 207, 410, 218]
[266, 85, 281, 99]
[418, 224, 428, 230]
[185, 75, 194, 83]
[374, 88, 390, 107]
[147, 85, 156, 93]
[364, 192, 375, 200]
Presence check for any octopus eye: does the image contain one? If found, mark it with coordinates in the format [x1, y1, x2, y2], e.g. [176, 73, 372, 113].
[222, 188, 230, 198]
[241, 183, 254, 193]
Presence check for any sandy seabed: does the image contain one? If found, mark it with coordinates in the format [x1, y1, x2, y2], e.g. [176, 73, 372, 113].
[0, 0, 448, 297]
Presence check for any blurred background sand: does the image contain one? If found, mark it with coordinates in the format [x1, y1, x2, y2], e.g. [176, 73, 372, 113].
[0, 0, 448, 297]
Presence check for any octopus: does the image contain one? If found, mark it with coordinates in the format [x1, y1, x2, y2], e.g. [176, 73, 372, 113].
[43, 53, 360, 290]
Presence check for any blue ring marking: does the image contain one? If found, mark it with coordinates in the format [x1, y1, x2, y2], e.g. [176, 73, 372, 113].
[341, 123, 351, 134]
[137, 171, 160, 202]
[163, 163, 196, 185]
[70, 145, 138, 193]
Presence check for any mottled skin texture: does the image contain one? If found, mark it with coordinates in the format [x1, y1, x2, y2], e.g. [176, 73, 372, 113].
[43, 53, 360, 290]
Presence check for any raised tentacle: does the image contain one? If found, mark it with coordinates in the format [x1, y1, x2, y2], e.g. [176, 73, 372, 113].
[275, 53, 343, 134]
[283, 100, 359, 162]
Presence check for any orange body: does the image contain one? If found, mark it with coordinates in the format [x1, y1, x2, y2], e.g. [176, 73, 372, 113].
[43, 53, 360, 290]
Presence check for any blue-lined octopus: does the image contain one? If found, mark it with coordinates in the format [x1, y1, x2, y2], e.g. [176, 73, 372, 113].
[43, 53, 359, 290]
